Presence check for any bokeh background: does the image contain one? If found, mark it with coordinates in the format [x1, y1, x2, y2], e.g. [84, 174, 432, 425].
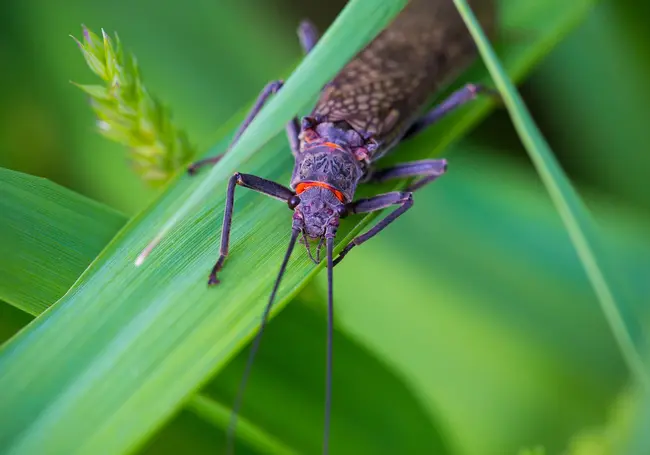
[1, 0, 649, 454]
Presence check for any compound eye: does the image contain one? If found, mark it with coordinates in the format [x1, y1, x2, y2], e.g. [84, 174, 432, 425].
[336, 205, 349, 218]
[287, 195, 301, 210]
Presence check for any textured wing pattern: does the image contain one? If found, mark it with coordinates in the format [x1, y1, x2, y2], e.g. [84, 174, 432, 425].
[312, 0, 494, 154]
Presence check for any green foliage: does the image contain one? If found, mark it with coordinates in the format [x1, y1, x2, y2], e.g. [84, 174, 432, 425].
[518, 447, 546, 455]
[571, 388, 642, 455]
[0, 168, 126, 315]
[315, 147, 650, 455]
[453, 0, 649, 389]
[0, 171, 451, 454]
[72, 26, 195, 185]
[2, 0, 650, 453]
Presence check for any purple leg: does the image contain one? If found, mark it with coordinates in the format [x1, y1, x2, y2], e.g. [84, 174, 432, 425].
[226, 228, 301, 455]
[402, 83, 498, 141]
[298, 19, 337, 95]
[333, 191, 413, 266]
[209, 172, 295, 285]
[285, 21, 319, 155]
[369, 158, 448, 192]
[298, 20, 320, 54]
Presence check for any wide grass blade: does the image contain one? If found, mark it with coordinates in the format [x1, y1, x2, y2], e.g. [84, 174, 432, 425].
[0, 168, 126, 315]
[452, 0, 648, 388]
[0, 170, 451, 454]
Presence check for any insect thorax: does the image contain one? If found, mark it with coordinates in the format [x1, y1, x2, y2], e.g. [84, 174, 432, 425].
[291, 145, 364, 203]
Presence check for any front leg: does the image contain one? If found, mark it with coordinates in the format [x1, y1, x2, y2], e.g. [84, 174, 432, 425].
[209, 172, 295, 285]
[333, 191, 413, 266]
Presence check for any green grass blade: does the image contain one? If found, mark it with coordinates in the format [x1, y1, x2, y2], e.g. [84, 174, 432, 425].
[186, 395, 297, 455]
[0, 172, 366, 454]
[0, 164, 450, 454]
[0, 169, 453, 454]
[0, 168, 126, 315]
[136, 0, 409, 262]
[204, 295, 452, 454]
[0, 0, 599, 453]
[0, 169, 290, 453]
[0, 303, 34, 344]
[452, 0, 648, 388]
[325, 146, 650, 454]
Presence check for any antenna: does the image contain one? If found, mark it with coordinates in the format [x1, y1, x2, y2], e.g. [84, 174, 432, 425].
[226, 228, 301, 454]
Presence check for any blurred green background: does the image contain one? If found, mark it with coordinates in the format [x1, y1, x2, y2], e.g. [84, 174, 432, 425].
[1, 0, 649, 454]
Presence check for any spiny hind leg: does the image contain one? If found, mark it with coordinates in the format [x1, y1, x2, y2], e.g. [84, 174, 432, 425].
[368, 159, 448, 192]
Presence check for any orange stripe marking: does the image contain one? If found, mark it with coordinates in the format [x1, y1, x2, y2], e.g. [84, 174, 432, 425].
[322, 141, 344, 151]
[295, 182, 345, 203]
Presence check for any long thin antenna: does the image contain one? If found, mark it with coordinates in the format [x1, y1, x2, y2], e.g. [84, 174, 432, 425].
[226, 228, 301, 454]
[323, 236, 335, 455]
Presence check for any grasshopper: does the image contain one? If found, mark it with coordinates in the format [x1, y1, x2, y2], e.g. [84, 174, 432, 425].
[187, 0, 495, 452]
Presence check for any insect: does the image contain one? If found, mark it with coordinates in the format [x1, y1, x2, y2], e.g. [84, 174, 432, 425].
[187, 0, 495, 453]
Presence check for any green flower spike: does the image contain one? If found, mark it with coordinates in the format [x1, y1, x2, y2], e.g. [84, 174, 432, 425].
[71, 25, 195, 186]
